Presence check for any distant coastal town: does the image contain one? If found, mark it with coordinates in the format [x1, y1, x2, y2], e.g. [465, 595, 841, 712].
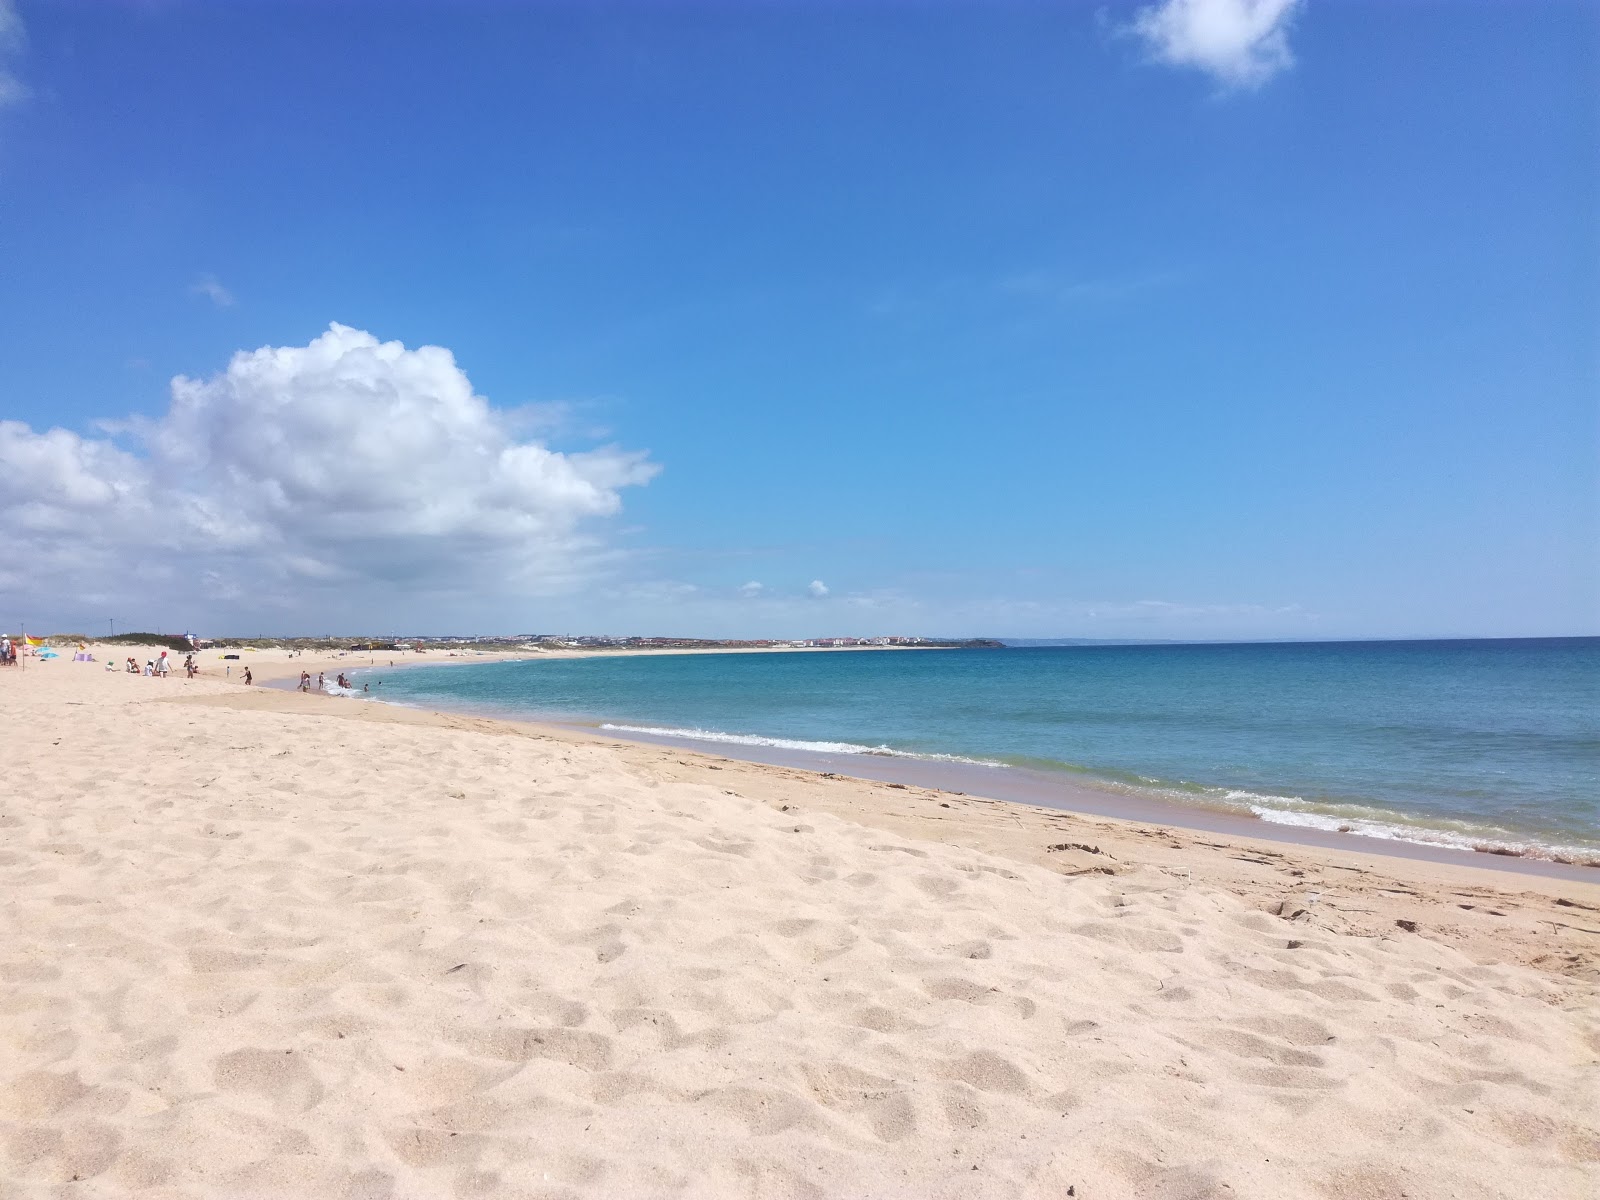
[19, 632, 1005, 653]
[498, 634, 1006, 651]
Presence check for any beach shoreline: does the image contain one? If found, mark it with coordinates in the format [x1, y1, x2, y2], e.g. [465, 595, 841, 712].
[31, 639, 1600, 943]
[552, 719, 1600, 883]
[196, 673, 1600, 977]
[318, 646, 1600, 882]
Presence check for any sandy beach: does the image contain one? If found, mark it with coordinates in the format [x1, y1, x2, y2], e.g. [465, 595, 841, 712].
[3, 645, 1597, 1198]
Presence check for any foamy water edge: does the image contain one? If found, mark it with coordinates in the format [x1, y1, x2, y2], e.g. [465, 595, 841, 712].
[596, 721, 1598, 865]
[599, 722, 1004, 767]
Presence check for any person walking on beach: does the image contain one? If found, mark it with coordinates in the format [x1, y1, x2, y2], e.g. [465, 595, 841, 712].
[243, 666, 253, 686]
[317, 671, 325, 691]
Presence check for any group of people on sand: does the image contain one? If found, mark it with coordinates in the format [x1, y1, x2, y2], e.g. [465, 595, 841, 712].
[118, 650, 200, 679]
[0, 635, 16, 666]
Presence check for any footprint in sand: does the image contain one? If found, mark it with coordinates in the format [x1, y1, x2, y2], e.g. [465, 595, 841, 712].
[212, 1046, 325, 1113]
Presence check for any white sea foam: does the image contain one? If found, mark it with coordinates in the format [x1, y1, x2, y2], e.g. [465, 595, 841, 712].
[597, 723, 1002, 767]
[1059, 778, 1594, 861]
[1199, 787, 1587, 859]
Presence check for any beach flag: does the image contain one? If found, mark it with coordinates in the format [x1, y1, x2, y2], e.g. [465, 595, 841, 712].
[24, 636, 42, 647]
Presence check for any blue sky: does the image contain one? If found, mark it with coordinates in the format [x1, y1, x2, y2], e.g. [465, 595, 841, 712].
[1, 0, 1594, 639]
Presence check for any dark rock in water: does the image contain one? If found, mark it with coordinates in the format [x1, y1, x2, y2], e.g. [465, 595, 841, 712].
[1337, 825, 1353, 833]
[1395, 919, 1419, 933]
[1473, 845, 1524, 857]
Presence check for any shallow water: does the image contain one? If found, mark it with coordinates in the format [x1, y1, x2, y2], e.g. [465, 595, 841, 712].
[362, 639, 1600, 862]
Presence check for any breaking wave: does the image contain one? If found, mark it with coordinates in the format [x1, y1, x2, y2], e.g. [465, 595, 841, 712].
[1192, 787, 1594, 863]
[597, 723, 1003, 767]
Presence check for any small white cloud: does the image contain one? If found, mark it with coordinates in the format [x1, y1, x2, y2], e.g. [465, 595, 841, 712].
[807, 579, 829, 598]
[190, 275, 236, 308]
[738, 580, 765, 598]
[0, 0, 31, 108]
[1129, 0, 1302, 89]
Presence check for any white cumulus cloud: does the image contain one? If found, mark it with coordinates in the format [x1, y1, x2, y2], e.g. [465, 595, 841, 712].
[807, 579, 829, 599]
[0, 324, 658, 627]
[738, 580, 765, 598]
[1129, 0, 1302, 89]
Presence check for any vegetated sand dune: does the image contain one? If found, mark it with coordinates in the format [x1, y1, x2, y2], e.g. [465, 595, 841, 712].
[2, 653, 1597, 1198]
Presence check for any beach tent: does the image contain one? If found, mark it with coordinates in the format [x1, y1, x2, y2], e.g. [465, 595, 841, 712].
[37, 650, 59, 659]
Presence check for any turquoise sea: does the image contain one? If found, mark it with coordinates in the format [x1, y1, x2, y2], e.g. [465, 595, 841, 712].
[360, 639, 1599, 864]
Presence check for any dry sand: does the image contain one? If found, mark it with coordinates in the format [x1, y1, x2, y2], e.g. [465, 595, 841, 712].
[3, 644, 1597, 1198]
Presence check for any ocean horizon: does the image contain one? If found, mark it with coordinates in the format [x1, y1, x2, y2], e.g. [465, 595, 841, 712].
[355, 636, 1600, 867]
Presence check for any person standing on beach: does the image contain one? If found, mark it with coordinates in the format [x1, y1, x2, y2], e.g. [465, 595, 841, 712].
[317, 671, 325, 691]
